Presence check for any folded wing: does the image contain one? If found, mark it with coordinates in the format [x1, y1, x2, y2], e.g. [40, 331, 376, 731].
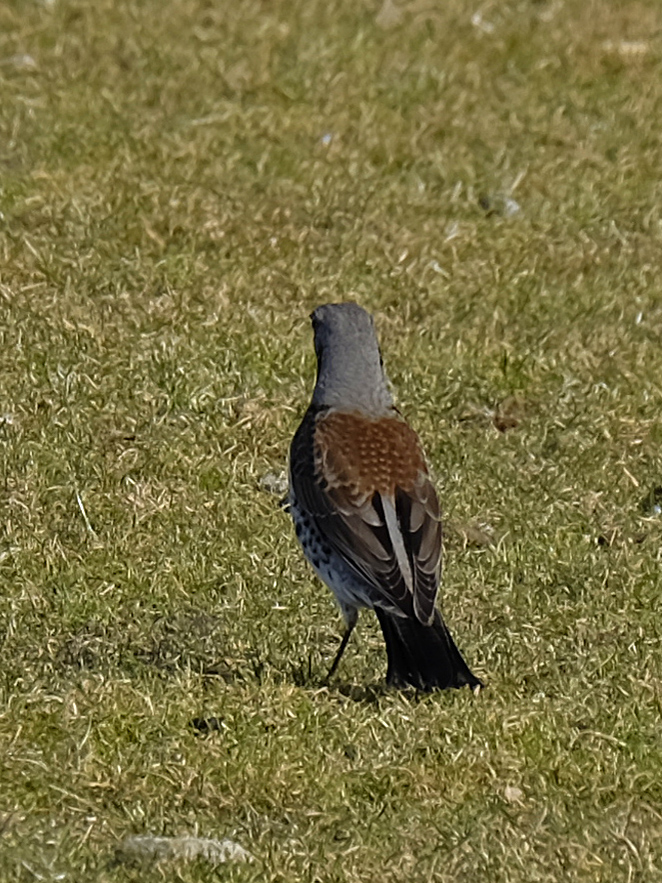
[289, 407, 442, 624]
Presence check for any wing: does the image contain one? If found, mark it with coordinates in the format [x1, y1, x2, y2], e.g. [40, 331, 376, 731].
[289, 406, 441, 624]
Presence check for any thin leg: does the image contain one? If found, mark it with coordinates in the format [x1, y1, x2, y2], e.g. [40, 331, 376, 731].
[325, 618, 357, 682]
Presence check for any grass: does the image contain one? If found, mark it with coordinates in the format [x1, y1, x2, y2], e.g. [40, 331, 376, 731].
[1, 0, 662, 879]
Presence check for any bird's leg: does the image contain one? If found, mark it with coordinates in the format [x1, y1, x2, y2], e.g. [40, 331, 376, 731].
[325, 610, 358, 682]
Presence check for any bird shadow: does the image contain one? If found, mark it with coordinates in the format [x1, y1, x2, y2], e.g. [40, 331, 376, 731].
[290, 658, 390, 703]
[291, 660, 439, 705]
[291, 659, 483, 704]
[325, 681, 395, 704]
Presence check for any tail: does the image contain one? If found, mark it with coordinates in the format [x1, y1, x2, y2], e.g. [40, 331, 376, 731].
[374, 608, 482, 691]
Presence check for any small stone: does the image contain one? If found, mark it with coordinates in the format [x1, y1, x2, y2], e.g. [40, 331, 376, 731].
[115, 834, 251, 866]
[504, 785, 524, 804]
[260, 470, 289, 497]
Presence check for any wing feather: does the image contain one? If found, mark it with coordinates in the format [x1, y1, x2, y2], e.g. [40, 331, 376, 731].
[289, 407, 442, 623]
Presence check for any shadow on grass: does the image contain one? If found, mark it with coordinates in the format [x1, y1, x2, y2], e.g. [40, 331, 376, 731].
[287, 654, 386, 701]
[289, 658, 446, 705]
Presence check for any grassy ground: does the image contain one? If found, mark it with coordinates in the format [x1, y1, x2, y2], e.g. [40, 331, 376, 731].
[1, 0, 662, 879]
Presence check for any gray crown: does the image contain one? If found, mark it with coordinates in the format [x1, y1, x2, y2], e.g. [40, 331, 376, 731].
[310, 303, 394, 416]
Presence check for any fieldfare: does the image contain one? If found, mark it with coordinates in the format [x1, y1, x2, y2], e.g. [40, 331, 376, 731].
[288, 302, 481, 691]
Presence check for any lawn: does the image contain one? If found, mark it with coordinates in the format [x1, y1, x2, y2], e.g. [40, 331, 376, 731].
[1, 0, 662, 880]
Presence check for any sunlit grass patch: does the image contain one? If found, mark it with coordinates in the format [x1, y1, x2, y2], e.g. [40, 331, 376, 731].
[1, 0, 662, 879]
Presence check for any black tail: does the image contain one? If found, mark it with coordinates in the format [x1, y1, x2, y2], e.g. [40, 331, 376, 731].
[374, 608, 482, 691]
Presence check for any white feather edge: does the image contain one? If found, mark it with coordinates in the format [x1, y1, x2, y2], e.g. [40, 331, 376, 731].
[381, 495, 414, 593]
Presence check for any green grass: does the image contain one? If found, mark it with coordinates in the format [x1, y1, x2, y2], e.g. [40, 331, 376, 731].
[1, 0, 662, 879]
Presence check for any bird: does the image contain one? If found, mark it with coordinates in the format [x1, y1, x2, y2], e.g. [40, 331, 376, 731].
[288, 302, 482, 691]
